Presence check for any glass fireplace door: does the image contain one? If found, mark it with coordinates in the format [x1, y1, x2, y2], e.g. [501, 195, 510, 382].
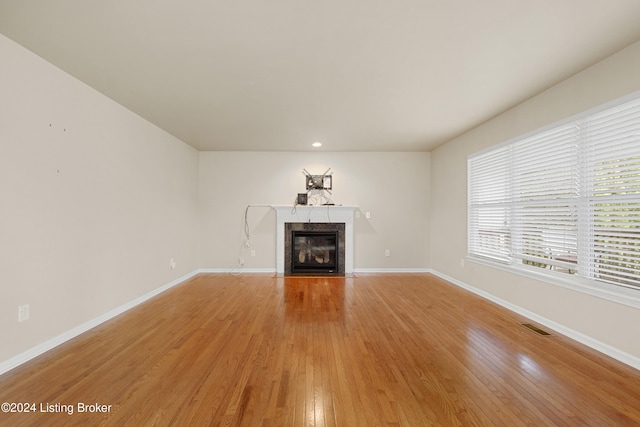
[291, 231, 338, 273]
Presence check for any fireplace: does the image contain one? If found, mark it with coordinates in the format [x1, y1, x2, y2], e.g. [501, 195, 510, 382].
[291, 231, 338, 274]
[272, 205, 356, 276]
[284, 222, 345, 276]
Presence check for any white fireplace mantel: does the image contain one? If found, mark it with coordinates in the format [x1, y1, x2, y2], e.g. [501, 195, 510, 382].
[272, 205, 358, 276]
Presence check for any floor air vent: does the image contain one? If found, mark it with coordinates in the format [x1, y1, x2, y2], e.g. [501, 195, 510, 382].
[521, 323, 551, 336]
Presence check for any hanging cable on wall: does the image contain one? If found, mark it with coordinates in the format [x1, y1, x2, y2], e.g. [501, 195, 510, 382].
[244, 204, 271, 246]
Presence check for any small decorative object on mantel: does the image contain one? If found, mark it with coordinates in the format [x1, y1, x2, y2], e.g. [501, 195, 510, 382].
[299, 168, 335, 206]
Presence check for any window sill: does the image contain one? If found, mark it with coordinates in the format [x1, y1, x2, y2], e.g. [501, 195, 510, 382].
[467, 255, 640, 310]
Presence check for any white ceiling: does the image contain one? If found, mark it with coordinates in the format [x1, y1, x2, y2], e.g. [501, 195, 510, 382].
[2, 1, 640, 152]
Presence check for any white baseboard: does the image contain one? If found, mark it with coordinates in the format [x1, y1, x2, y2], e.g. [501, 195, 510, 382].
[198, 268, 276, 274]
[198, 268, 432, 276]
[0, 270, 200, 377]
[354, 268, 432, 274]
[430, 269, 640, 371]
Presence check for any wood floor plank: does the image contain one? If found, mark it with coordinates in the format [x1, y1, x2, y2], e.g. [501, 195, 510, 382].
[1, 273, 640, 426]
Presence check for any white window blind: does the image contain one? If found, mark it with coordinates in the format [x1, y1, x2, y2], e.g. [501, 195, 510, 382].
[511, 124, 579, 271]
[468, 94, 640, 290]
[583, 99, 640, 288]
[468, 146, 511, 263]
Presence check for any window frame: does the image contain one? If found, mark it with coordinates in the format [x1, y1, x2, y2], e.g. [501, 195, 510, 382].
[467, 91, 640, 310]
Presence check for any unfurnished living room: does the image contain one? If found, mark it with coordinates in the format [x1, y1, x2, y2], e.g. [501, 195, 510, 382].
[2, 1, 640, 426]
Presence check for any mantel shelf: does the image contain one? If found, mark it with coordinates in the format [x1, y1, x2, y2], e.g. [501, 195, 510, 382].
[271, 204, 359, 211]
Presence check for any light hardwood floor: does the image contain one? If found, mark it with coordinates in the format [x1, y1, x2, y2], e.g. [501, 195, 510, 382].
[1, 273, 639, 426]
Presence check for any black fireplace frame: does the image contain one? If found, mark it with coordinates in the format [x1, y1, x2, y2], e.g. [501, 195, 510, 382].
[284, 222, 345, 276]
[291, 230, 339, 274]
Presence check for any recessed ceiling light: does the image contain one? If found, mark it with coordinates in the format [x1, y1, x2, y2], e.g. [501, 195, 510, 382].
[312, 141, 322, 148]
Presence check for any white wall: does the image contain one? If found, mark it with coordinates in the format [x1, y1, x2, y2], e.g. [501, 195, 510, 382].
[0, 35, 200, 364]
[430, 40, 640, 363]
[198, 151, 430, 271]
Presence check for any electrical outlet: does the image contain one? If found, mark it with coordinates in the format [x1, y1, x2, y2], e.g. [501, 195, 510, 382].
[239, 256, 245, 266]
[366, 211, 371, 219]
[385, 249, 391, 257]
[18, 304, 30, 322]
[251, 249, 256, 257]
[169, 258, 176, 270]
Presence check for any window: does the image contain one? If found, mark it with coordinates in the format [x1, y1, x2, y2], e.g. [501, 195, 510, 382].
[468, 94, 640, 291]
